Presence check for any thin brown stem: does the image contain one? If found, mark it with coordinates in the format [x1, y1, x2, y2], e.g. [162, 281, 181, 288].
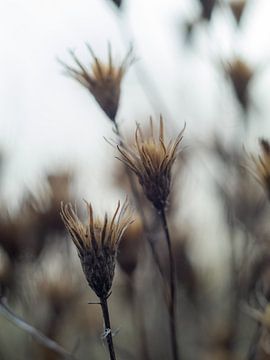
[159, 207, 179, 360]
[100, 297, 117, 360]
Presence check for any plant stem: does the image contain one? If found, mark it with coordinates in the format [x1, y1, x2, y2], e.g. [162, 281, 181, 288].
[100, 297, 116, 360]
[159, 207, 179, 360]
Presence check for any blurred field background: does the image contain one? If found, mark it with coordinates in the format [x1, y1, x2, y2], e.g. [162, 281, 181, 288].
[1, 0, 270, 359]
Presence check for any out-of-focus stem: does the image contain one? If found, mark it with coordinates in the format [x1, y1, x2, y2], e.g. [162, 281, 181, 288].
[0, 297, 76, 360]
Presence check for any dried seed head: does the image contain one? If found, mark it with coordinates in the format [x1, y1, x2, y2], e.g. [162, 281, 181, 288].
[247, 139, 270, 197]
[229, 0, 247, 24]
[60, 199, 133, 299]
[224, 58, 254, 111]
[117, 116, 185, 211]
[60, 44, 134, 122]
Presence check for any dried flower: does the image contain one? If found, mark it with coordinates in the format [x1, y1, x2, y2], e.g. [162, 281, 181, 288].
[224, 58, 254, 111]
[60, 199, 133, 299]
[60, 45, 134, 122]
[117, 116, 185, 211]
[248, 139, 270, 196]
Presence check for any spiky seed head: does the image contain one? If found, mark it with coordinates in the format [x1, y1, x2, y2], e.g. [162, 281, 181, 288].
[247, 138, 270, 198]
[60, 199, 133, 299]
[60, 44, 134, 122]
[117, 116, 185, 211]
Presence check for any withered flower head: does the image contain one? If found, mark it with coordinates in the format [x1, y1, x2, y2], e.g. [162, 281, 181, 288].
[247, 139, 270, 197]
[60, 199, 133, 299]
[60, 44, 134, 122]
[229, 0, 247, 24]
[117, 116, 185, 211]
[224, 58, 254, 111]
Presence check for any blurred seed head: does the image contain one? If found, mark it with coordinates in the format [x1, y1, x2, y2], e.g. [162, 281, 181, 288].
[109, 0, 122, 8]
[60, 44, 134, 122]
[60, 199, 133, 299]
[117, 216, 143, 277]
[39, 274, 79, 316]
[224, 58, 254, 111]
[117, 116, 185, 211]
[247, 139, 270, 197]
[198, 0, 217, 21]
[229, 0, 247, 24]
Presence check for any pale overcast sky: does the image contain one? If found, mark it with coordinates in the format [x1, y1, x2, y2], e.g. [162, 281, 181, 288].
[1, 0, 270, 211]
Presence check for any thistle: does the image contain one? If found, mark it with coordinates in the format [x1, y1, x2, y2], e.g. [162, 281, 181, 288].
[116, 116, 185, 211]
[59, 45, 134, 122]
[248, 139, 270, 197]
[60, 199, 132, 360]
[60, 199, 132, 299]
[116, 116, 185, 360]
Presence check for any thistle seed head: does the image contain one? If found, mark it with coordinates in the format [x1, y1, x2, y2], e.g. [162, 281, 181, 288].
[60, 44, 134, 122]
[60, 199, 133, 299]
[117, 116, 185, 211]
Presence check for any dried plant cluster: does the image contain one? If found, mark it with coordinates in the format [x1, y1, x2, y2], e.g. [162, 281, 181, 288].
[2, 1, 270, 360]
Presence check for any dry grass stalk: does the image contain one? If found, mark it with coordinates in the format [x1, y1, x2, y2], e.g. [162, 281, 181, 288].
[60, 45, 134, 122]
